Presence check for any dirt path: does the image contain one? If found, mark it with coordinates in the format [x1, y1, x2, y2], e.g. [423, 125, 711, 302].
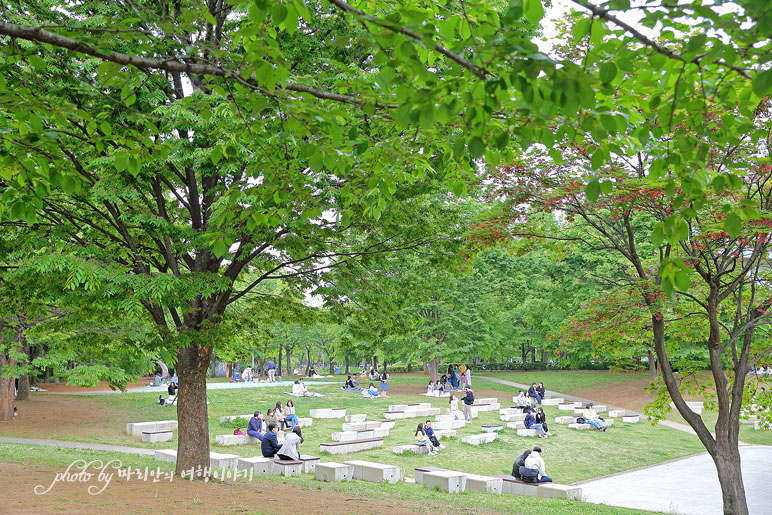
[0, 461, 448, 515]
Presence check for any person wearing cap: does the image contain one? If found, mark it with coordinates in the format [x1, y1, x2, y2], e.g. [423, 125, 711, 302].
[247, 411, 264, 441]
[582, 402, 607, 431]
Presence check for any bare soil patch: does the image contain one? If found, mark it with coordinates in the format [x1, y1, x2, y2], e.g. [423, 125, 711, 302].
[572, 377, 655, 414]
[32, 380, 151, 393]
[0, 462, 443, 515]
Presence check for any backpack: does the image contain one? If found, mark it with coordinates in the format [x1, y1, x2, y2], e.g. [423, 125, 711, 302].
[576, 417, 586, 424]
[158, 395, 165, 406]
[519, 466, 539, 483]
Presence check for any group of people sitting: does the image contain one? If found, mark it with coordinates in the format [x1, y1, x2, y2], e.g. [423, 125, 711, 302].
[414, 420, 446, 456]
[291, 379, 316, 397]
[512, 447, 552, 483]
[750, 365, 772, 376]
[342, 370, 389, 398]
[514, 382, 546, 412]
[580, 402, 607, 431]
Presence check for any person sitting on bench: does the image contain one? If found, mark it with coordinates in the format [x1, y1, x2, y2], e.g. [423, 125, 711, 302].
[522, 446, 552, 483]
[582, 402, 607, 431]
[528, 383, 542, 405]
[414, 423, 438, 456]
[524, 410, 547, 438]
[424, 420, 445, 449]
[277, 426, 303, 461]
[261, 423, 282, 457]
[536, 407, 552, 436]
[515, 390, 535, 413]
[512, 449, 532, 479]
[247, 411, 264, 441]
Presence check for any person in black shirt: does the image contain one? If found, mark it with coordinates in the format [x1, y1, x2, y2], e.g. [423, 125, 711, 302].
[536, 407, 552, 436]
[461, 386, 475, 421]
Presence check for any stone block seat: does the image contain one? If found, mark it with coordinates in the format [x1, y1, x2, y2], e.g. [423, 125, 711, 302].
[506, 421, 525, 430]
[309, 408, 347, 419]
[237, 456, 273, 475]
[433, 429, 457, 439]
[464, 473, 503, 494]
[541, 397, 564, 406]
[481, 424, 504, 432]
[608, 409, 626, 418]
[499, 407, 524, 416]
[500, 413, 526, 423]
[475, 397, 499, 405]
[342, 421, 388, 432]
[154, 449, 177, 463]
[432, 419, 466, 430]
[377, 419, 396, 429]
[622, 414, 640, 423]
[142, 431, 173, 443]
[461, 432, 498, 445]
[558, 402, 577, 411]
[299, 454, 320, 473]
[209, 452, 240, 469]
[126, 420, 178, 436]
[392, 444, 430, 455]
[215, 432, 284, 446]
[422, 470, 467, 493]
[344, 460, 404, 484]
[516, 428, 539, 437]
[574, 404, 606, 414]
[320, 438, 384, 455]
[315, 462, 354, 482]
[495, 475, 582, 500]
[345, 414, 367, 423]
[569, 419, 614, 430]
[555, 415, 582, 424]
[414, 466, 447, 484]
[272, 458, 303, 477]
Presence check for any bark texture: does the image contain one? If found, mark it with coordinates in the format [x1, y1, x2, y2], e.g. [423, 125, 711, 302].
[175, 343, 213, 477]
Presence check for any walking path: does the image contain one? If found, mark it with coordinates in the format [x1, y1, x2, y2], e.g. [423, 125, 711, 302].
[41, 380, 339, 396]
[0, 437, 154, 455]
[478, 375, 772, 514]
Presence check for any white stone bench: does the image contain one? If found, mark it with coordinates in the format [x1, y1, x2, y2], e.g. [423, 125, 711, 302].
[377, 419, 396, 429]
[154, 449, 177, 463]
[423, 470, 466, 493]
[299, 455, 320, 473]
[622, 414, 640, 423]
[608, 409, 626, 418]
[542, 397, 564, 406]
[461, 432, 498, 445]
[414, 466, 447, 484]
[569, 419, 614, 430]
[345, 414, 367, 423]
[573, 404, 606, 414]
[142, 431, 173, 443]
[558, 403, 576, 411]
[309, 408, 347, 419]
[344, 460, 404, 484]
[219, 414, 252, 424]
[383, 411, 406, 420]
[516, 428, 539, 437]
[465, 473, 503, 494]
[392, 444, 430, 455]
[272, 459, 303, 477]
[507, 421, 526, 430]
[237, 456, 273, 475]
[435, 414, 455, 422]
[496, 476, 582, 500]
[209, 452, 240, 469]
[500, 413, 526, 422]
[320, 438, 384, 455]
[215, 433, 284, 446]
[476, 397, 499, 405]
[499, 407, 524, 416]
[670, 401, 704, 414]
[432, 419, 466, 430]
[433, 429, 456, 438]
[342, 422, 371, 431]
[332, 430, 374, 442]
[315, 462, 353, 482]
[481, 424, 503, 432]
[555, 416, 580, 424]
[126, 420, 178, 435]
[297, 417, 313, 427]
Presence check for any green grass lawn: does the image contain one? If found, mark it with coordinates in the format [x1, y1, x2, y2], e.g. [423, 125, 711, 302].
[474, 370, 652, 393]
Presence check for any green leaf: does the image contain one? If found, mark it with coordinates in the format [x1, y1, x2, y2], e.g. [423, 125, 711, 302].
[752, 69, 772, 97]
[271, 4, 287, 24]
[585, 178, 600, 201]
[468, 137, 484, 159]
[649, 53, 666, 69]
[62, 175, 77, 194]
[212, 239, 228, 258]
[599, 62, 617, 84]
[674, 269, 690, 291]
[649, 95, 661, 110]
[210, 146, 222, 164]
[28, 55, 47, 72]
[573, 18, 591, 41]
[100, 121, 112, 137]
[724, 212, 741, 238]
[523, 0, 544, 24]
[651, 222, 664, 247]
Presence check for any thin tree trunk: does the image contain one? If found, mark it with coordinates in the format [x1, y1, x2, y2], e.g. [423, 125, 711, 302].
[14, 322, 29, 401]
[305, 346, 311, 376]
[209, 352, 216, 377]
[372, 355, 378, 371]
[345, 355, 350, 374]
[278, 345, 283, 377]
[329, 357, 334, 376]
[713, 445, 749, 515]
[407, 363, 413, 372]
[521, 343, 527, 370]
[175, 343, 212, 478]
[286, 346, 292, 376]
[0, 320, 17, 422]
[647, 349, 658, 379]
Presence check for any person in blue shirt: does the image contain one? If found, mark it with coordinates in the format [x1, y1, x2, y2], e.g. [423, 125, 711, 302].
[261, 423, 282, 457]
[247, 411, 264, 441]
[266, 359, 277, 382]
[524, 411, 547, 438]
[424, 420, 445, 449]
[528, 383, 542, 404]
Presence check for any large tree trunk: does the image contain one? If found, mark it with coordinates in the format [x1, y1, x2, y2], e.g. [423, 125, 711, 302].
[427, 358, 439, 383]
[372, 355, 378, 371]
[713, 445, 748, 515]
[329, 357, 334, 376]
[0, 320, 17, 422]
[175, 343, 213, 478]
[305, 346, 311, 376]
[520, 343, 527, 370]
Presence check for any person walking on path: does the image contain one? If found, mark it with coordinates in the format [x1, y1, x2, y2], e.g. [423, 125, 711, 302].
[461, 386, 475, 421]
[266, 359, 277, 382]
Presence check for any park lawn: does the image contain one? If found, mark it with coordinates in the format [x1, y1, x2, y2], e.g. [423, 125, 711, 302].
[475, 370, 653, 393]
[0, 442, 659, 515]
[26, 381, 707, 484]
[664, 409, 772, 446]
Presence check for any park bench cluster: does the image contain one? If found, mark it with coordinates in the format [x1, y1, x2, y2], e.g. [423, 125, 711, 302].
[415, 466, 582, 500]
[154, 449, 319, 477]
[219, 414, 313, 427]
[126, 420, 178, 443]
[321, 414, 397, 454]
[383, 403, 441, 419]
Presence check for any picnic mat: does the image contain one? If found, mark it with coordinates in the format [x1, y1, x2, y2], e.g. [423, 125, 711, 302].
[283, 392, 329, 397]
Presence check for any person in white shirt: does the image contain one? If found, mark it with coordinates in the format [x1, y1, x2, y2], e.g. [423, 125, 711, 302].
[582, 402, 607, 431]
[277, 427, 303, 461]
[242, 367, 252, 382]
[292, 380, 304, 396]
[523, 446, 552, 482]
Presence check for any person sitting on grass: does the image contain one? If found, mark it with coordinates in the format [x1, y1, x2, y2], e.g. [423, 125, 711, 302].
[277, 426, 303, 461]
[522, 446, 552, 483]
[536, 407, 552, 436]
[583, 402, 607, 431]
[344, 376, 360, 390]
[528, 382, 542, 404]
[292, 380, 304, 396]
[247, 411, 264, 441]
[512, 449, 532, 479]
[284, 399, 300, 429]
[261, 423, 282, 457]
[424, 420, 445, 449]
[427, 380, 435, 395]
[524, 410, 547, 438]
[362, 382, 380, 398]
[414, 423, 438, 456]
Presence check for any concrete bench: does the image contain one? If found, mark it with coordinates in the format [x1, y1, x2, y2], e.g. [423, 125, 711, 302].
[476, 397, 499, 405]
[622, 414, 640, 423]
[344, 460, 404, 484]
[558, 403, 577, 411]
[481, 424, 504, 432]
[209, 452, 240, 469]
[574, 404, 606, 414]
[332, 428, 387, 441]
[297, 417, 313, 427]
[516, 428, 539, 437]
[555, 415, 581, 424]
[670, 401, 704, 414]
[392, 444, 430, 455]
[435, 414, 455, 422]
[472, 402, 501, 413]
[506, 421, 525, 430]
[433, 429, 457, 438]
[423, 470, 466, 493]
[499, 407, 524, 416]
[500, 413, 526, 422]
[215, 433, 284, 446]
[299, 455, 320, 473]
[377, 419, 396, 429]
[432, 419, 466, 430]
[126, 420, 178, 435]
[461, 432, 498, 445]
[389, 403, 431, 411]
[465, 473, 503, 494]
[320, 438, 384, 455]
[272, 459, 303, 477]
[345, 413, 367, 423]
[383, 411, 406, 420]
[309, 408, 347, 419]
[542, 397, 564, 406]
[495, 475, 581, 500]
[142, 431, 173, 443]
[569, 419, 614, 430]
[342, 420, 387, 432]
[237, 456, 273, 475]
[415, 466, 447, 484]
[608, 409, 626, 418]
[315, 462, 354, 482]
[154, 449, 177, 463]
